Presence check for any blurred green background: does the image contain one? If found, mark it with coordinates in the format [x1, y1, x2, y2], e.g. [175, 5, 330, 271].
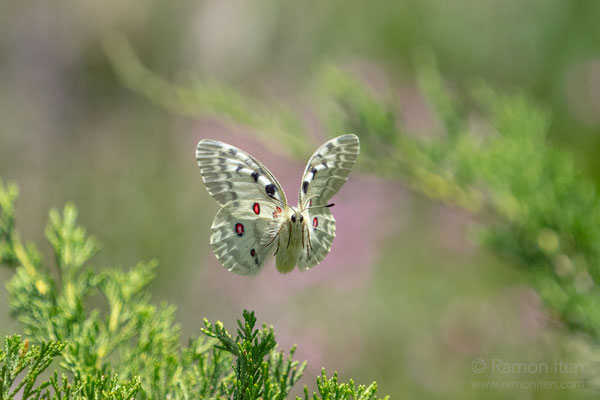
[1, 1, 599, 398]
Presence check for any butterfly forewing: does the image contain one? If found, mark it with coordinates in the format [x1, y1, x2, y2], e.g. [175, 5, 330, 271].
[210, 200, 281, 275]
[298, 134, 360, 207]
[196, 139, 287, 206]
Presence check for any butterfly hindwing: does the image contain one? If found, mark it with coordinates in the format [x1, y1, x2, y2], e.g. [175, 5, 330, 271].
[210, 200, 281, 275]
[298, 134, 360, 207]
[196, 139, 287, 206]
[299, 207, 336, 270]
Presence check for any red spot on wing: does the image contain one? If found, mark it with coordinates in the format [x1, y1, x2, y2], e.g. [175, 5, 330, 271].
[235, 223, 245, 236]
[273, 206, 282, 218]
[253, 202, 260, 215]
[312, 217, 318, 228]
[309, 199, 312, 207]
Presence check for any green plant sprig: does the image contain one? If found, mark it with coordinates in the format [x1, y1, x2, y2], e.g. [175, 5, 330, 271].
[0, 178, 386, 399]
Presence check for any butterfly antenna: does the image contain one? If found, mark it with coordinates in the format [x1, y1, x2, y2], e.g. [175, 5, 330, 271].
[300, 195, 318, 212]
[306, 203, 335, 211]
[301, 195, 336, 212]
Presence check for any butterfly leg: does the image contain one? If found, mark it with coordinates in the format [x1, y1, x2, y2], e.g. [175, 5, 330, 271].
[266, 222, 285, 255]
[265, 233, 277, 247]
[303, 223, 312, 259]
[286, 221, 293, 249]
[274, 236, 281, 256]
[264, 220, 285, 246]
[302, 223, 309, 259]
[306, 228, 313, 259]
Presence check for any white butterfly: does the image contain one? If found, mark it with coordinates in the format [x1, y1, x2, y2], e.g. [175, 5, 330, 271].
[196, 134, 360, 275]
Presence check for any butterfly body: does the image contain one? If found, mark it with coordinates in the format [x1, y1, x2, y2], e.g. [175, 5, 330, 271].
[270, 207, 307, 273]
[196, 134, 359, 275]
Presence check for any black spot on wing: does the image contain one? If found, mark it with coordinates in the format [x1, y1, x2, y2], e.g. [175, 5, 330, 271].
[228, 148, 237, 156]
[251, 170, 260, 182]
[321, 160, 328, 168]
[310, 167, 317, 177]
[265, 183, 278, 197]
[236, 164, 244, 172]
[302, 180, 309, 194]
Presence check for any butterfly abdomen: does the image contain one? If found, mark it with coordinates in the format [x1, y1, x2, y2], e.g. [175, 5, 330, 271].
[275, 210, 304, 273]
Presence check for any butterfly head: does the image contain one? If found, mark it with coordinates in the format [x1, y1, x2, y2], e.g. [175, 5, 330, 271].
[290, 212, 304, 224]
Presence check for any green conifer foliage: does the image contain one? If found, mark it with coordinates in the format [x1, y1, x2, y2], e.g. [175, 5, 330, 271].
[0, 179, 386, 399]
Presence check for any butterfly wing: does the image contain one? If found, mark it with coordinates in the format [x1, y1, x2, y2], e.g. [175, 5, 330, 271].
[196, 139, 287, 206]
[210, 200, 282, 275]
[298, 134, 360, 208]
[298, 207, 336, 270]
[296, 134, 359, 270]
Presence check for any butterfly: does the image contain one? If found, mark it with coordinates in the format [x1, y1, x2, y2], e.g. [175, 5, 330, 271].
[196, 134, 360, 275]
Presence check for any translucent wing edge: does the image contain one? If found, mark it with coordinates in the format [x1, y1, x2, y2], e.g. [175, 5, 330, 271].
[298, 134, 360, 206]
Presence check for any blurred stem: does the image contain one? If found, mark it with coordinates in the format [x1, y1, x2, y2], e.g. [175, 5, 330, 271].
[102, 31, 309, 158]
[104, 34, 495, 224]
